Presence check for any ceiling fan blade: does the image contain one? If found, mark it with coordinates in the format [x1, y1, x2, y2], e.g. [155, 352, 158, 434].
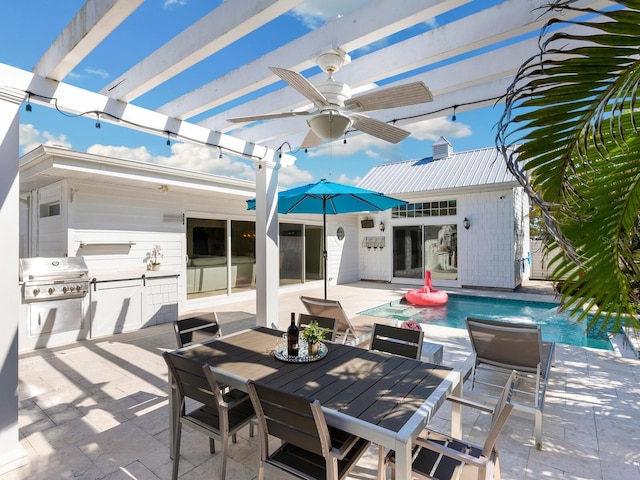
[227, 111, 311, 123]
[270, 67, 329, 107]
[345, 81, 433, 112]
[300, 129, 323, 149]
[351, 113, 411, 144]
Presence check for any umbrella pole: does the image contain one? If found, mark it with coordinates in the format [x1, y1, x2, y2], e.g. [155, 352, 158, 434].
[323, 203, 327, 299]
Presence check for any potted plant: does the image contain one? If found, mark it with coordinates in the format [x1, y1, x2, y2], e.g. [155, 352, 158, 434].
[301, 320, 329, 356]
[149, 245, 163, 270]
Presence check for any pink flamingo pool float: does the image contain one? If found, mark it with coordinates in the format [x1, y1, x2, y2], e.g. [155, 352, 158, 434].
[405, 270, 448, 306]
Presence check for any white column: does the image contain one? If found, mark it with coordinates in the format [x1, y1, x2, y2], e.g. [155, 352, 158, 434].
[0, 87, 28, 474]
[254, 151, 296, 330]
[254, 157, 281, 329]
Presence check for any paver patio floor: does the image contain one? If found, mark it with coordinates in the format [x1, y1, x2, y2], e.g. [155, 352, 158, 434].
[3, 281, 639, 479]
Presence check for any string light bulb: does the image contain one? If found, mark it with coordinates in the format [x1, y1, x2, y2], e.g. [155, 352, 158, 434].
[452, 105, 457, 122]
[218, 147, 223, 159]
[25, 93, 32, 112]
[95, 113, 101, 129]
[165, 131, 171, 146]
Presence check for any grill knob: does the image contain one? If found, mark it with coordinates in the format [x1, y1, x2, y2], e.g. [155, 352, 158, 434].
[32, 288, 40, 296]
[62, 286, 69, 294]
[48, 287, 55, 295]
[76, 285, 83, 292]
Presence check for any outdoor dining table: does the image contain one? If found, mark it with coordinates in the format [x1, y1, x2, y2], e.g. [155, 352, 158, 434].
[167, 326, 462, 480]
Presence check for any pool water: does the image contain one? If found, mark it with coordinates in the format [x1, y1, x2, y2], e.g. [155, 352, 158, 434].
[358, 294, 614, 351]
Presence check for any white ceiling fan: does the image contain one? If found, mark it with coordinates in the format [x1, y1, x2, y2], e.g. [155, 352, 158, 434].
[227, 51, 433, 149]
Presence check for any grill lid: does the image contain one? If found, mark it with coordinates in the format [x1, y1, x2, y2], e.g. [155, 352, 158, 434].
[19, 257, 89, 283]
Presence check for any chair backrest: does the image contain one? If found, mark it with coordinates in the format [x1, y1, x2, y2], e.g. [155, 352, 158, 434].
[465, 317, 543, 373]
[173, 313, 222, 348]
[369, 323, 424, 360]
[298, 313, 338, 342]
[247, 381, 331, 458]
[482, 370, 518, 457]
[163, 351, 223, 408]
[300, 296, 355, 340]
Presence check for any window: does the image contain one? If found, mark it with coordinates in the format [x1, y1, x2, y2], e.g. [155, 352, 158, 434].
[392, 200, 456, 218]
[39, 202, 60, 218]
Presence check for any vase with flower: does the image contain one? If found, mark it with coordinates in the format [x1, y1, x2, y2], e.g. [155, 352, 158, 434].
[149, 245, 163, 270]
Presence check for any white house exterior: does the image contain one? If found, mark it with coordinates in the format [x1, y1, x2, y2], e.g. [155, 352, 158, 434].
[18, 140, 528, 351]
[18, 145, 360, 351]
[356, 137, 530, 290]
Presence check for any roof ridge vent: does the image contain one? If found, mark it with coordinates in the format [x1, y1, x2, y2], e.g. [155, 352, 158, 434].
[433, 136, 452, 160]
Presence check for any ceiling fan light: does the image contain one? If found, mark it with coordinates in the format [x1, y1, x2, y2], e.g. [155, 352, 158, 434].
[308, 111, 352, 141]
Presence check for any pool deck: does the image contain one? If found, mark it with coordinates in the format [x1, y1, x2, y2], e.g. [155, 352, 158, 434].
[4, 280, 640, 479]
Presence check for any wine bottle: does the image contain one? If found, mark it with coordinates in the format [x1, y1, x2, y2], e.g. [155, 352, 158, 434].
[287, 312, 299, 357]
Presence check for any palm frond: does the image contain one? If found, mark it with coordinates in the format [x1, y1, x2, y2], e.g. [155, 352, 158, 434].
[496, 0, 640, 329]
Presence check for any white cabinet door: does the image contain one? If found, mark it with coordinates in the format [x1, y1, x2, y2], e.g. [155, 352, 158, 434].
[89, 279, 143, 338]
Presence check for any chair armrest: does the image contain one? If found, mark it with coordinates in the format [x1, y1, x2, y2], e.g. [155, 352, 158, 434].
[221, 390, 252, 410]
[330, 434, 361, 460]
[414, 436, 488, 468]
[446, 395, 494, 414]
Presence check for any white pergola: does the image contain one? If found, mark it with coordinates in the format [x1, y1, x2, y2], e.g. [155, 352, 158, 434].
[0, 0, 612, 475]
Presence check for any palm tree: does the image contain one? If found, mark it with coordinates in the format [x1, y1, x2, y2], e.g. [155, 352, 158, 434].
[496, 0, 640, 331]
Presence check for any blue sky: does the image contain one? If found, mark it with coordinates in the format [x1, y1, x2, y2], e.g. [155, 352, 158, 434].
[3, 0, 507, 187]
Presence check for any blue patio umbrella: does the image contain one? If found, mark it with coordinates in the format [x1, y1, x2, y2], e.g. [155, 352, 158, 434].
[247, 179, 406, 298]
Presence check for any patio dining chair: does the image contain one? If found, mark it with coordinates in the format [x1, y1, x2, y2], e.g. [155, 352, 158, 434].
[247, 380, 371, 480]
[173, 312, 222, 348]
[465, 317, 555, 450]
[369, 322, 423, 360]
[298, 313, 339, 342]
[300, 296, 372, 345]
[163, 352, 255, 480]
[383, 370, 519, 480]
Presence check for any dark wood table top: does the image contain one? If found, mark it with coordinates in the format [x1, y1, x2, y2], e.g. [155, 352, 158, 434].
[173, 326, 454, 434]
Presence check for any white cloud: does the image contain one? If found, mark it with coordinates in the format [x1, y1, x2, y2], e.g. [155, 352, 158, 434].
[334, 173, 362, 186]
[19, 123, 72, 154]
[306, 133, 403, 161]
[408, 117, 472, 141]
[87, 144, 154, 162]
[86, 142, 315, 185]
[291, 0, 369, 29]
[84, 67, 109, 79]
[163, 0, 187, 9]
[277, 164, 314, 186]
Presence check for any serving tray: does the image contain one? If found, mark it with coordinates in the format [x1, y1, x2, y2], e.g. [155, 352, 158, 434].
[273, 342, 328, 363]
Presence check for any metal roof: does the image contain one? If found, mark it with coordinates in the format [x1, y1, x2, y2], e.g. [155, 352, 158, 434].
[358, 142, 519, 195]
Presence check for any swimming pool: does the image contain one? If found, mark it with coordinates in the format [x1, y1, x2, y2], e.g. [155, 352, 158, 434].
[358, 294, 614, 350]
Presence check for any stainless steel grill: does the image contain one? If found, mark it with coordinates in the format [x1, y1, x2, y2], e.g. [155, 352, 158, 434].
[19, 257, 89, 302]
[19, 257, 90, 339]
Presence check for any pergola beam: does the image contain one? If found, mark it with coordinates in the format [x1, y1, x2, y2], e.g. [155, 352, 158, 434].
[157, 0, 470, 120]
[201, 0, 612, 138]
[101, 0, 305, 103]
[33, 0, 144, 81]
[1, 62, 292, 165]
